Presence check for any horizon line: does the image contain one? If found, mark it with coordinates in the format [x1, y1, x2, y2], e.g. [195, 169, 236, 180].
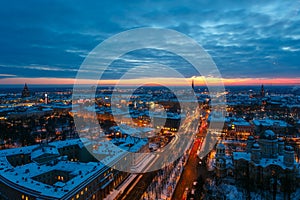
[0, 77, 299, 87]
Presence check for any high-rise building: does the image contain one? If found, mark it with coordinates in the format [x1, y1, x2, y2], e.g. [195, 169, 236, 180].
[215, 142, 227, 178]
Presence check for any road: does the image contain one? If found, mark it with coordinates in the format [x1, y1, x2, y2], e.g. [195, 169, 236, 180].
[116, 170, 158, 200]
[172, 138, 210, 200]
[117, 108, 204, 200]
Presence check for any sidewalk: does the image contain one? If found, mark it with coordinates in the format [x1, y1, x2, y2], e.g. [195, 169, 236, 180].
[141, 153, 188, 200]
[104, 153, 157, 200]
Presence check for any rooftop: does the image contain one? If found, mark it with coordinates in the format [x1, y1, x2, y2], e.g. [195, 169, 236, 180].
[0, 139, 105, 199]
[252, 118, 288, 127]
[233, 152, 298, 170]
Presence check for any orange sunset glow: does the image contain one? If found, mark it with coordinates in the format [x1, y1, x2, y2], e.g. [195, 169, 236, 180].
[0, 77, 299, 86]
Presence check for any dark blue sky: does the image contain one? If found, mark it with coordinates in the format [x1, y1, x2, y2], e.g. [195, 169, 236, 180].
[0, 0, 299, 82]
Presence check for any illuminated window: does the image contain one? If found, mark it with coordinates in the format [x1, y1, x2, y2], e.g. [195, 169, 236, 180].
[81, 190, 83, 195]
[76, 194, 79, 199]
[92, 194, 96, 199]
[21, 195, 25, 199]
[272, 170, 276, 176]
[85, 187, 88, 192]
[25, 197, 28, 200]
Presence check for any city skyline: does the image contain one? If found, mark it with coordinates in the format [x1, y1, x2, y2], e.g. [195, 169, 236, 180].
[0, 77, 299, 86]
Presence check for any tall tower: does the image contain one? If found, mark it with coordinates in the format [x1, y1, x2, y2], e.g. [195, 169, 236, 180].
[192, 79, 195, 91]
[246, 136, 255, 153]
[21, 83, 31, 97]
[215, 142, 226, 178]
[260, 84, 265, 97]
[44, 93, 48, 104]
[251, 143, 261, 164]
[284, 146, 295, 167]
[278, 137, 284, 156]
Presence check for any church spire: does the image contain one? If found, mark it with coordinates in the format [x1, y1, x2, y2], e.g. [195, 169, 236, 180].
[21, 83, 31, 97]
[260, 84, 265, 97]
[192, 79, 195, 91]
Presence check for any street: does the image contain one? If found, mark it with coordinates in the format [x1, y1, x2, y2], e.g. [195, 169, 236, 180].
[172, 138, 210, 200]
[116, 170, 158, 200]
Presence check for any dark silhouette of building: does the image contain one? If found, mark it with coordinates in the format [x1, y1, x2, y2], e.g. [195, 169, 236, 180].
[260, 84, 265, 97]
[192, 79, 195, 91]
[21, 83, 30, 97]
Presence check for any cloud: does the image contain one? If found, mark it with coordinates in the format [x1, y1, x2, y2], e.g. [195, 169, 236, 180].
[0, 0, 299, 82]
[0, 74, 16, 77]
[282, 47, 300, 52]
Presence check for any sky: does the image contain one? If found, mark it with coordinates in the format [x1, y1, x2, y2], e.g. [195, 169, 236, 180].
[0, 0, 299, 86]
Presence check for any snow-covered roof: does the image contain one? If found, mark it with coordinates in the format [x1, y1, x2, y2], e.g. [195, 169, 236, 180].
[264, 130, 275, 137]
[216, 142, 225, 149]
[233, 121, 251, 126]
[0, 147, 106, 199]
[233, 152, 297, 170]
[232, 152, 251, 161]
[0, 136, 145, 199]
[252, 119, 288, 127]
[285, 146, 294, 151]
[248, 136, 254, 140]
[110, 124, 154, 137]
[0, 139, 85, 158]
[31, 145, 60, 161]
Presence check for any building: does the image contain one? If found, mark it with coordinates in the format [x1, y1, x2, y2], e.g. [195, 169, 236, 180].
[207, 111, 226, 133]
[214, 141, 234, 181]
[260, 84, 265, 97]
[227, 118, 254, 138]
[252, 119, 289, 136]
[233, 130, 300, 194]
[44, 93, 49, 104]
[7, 106, 53, 119]
[192, 79, 195, 91]
[21, 83, 31, 98]
[215, 142, 227, 178]
[152, 112, 182, 132]
[296, 119, 300, 135]
[0, 139, 129, 200]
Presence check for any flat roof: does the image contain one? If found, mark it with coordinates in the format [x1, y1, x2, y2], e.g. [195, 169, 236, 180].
[0, 136, 146, 198]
